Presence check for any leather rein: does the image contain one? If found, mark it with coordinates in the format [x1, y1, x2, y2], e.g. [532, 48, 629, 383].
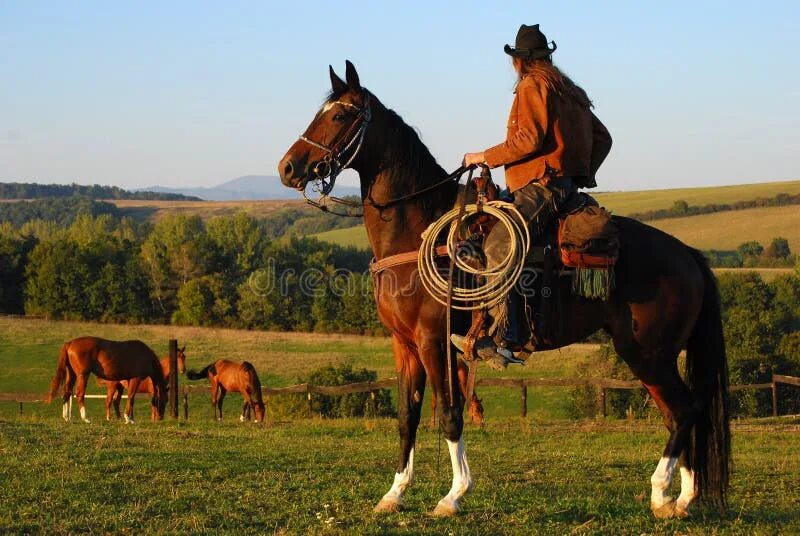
[296, 91, 469, 217]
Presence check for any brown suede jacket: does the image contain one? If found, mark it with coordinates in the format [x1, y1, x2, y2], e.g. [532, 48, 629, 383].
[483, 74, 612, 192]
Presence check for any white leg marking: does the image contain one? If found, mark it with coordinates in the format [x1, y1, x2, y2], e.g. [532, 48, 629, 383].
[124, 414, 134, 425]
[433, 438, 472, 516]
[62, 401, 70, 421]
[240, 414, 245, 422]
[676, 465, 697, 512]
[379, 447, 414, 508]
[650, 456, 678, 509]
[79, 406, 91, 424]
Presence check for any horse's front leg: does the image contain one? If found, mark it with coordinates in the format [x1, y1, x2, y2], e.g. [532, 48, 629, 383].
[374, 337, 426, 513]
[429, 341, 472, 517]
[124, 378, 140, 424]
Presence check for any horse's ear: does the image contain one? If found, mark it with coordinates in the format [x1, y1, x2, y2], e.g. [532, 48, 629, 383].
[329, 65, 347, 95]
[180, 346, 185, 353]
[345, 60, 360, 90]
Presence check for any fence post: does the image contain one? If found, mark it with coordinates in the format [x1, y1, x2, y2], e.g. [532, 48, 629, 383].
[600, 388, 607, 419]
[772, 381, 778, 417]
[520, 384, 527, 418]
[169, 339, 179, 419]
[183, 387, 189, 421]
[307, 386, 313, 419]
[18, 401, 23, 416]
[370, 389, 377, 418]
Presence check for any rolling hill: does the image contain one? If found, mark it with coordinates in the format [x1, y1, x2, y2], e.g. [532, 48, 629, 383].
[312, 179, 800, 252]
[140, 175, 360, 201]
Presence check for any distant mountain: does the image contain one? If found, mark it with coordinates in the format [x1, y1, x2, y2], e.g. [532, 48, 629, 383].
[140, 175, 361, 201]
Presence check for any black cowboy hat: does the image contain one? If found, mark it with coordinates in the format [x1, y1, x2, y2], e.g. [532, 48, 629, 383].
[504, 24, 557, 60]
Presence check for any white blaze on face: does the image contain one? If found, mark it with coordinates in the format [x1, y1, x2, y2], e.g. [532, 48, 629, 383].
[650, 456, 678, 508]
[379, 448, 415, 506]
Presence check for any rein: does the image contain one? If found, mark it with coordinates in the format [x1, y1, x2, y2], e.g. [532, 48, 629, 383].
[297, 90, 469, 217]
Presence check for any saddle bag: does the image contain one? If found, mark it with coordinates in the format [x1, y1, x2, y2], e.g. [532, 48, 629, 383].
[558, 205, 619, 300]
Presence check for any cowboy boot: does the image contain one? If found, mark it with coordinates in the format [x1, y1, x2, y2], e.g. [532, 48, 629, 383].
[450, 334, 524, 371]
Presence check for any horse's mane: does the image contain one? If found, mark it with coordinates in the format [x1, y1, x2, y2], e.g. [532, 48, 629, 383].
[327, 89, 454, 213]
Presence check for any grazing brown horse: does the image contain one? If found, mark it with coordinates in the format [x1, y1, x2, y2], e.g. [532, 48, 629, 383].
[102, 346, 187, 421]
[47, 337, 167, 424]
[187, 359, 265, 423]
[278, 62, 729, 518]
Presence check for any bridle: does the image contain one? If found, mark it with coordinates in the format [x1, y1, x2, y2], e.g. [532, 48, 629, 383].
[296, 90, 469, 217]
[297, 93, 372, 198]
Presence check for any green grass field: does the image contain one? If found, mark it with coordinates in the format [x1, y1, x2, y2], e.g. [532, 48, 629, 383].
[1, 417, 798, 534]
[1, 318, 800, 534]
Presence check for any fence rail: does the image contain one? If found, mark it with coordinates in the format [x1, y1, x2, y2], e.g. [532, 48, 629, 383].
[7, 374, 800, 420]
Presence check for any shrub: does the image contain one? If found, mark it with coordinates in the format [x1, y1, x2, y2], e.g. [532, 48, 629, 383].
[306, 363, 395, 418]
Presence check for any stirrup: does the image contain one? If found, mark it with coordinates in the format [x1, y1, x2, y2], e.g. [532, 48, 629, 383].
[450, 334, 524, 370]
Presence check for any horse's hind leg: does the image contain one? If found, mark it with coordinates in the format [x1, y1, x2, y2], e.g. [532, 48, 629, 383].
[74, 373, 91, 423]
[216, 388, 226, 421]
[62, 368, 76, 421]
[104, 383, 118, 421]
[374, 337, 427, 513]
[113, 385, 123, 419]
[641, 369, 697, 518]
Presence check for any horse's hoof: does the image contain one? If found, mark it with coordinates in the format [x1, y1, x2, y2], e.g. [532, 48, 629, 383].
[373, 499, 403, 514]
[82, 418, 91, 424]
[431, 500, 460, 517]
[651, 500, 678, 519]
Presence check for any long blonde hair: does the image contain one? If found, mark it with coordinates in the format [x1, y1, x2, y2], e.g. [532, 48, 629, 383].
[512, 57, 592, 108]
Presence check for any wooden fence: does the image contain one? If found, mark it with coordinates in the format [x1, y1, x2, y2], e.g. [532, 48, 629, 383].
[6, 374, 800, 420]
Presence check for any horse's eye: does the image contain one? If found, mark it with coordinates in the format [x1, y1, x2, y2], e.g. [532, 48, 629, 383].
[333, 113, 346, 122]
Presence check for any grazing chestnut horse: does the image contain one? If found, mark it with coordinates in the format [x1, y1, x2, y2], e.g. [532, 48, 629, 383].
[187, 360, 265, 423]
[47, 337, 167, 424]
[102, 346, 187, 421]
[278, 62, 729, 518]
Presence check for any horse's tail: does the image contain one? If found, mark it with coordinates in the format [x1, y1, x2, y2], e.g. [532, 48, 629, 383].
[47, 342, 71, 403]
[686, 249, 730, 513]
[242, 361, 263, 403]
[187, 363, 216, 381]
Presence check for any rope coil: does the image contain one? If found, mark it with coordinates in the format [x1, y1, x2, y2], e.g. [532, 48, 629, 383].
[418, 201, 530, 311]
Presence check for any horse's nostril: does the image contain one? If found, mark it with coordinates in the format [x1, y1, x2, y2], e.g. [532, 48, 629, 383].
[283, 160, 294, 179]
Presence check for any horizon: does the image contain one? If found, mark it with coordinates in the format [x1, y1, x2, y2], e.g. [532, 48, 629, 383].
[2, 1, 799, 192]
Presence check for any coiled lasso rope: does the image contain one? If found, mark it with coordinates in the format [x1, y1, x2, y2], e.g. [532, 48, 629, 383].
[418, 200, 531, 311]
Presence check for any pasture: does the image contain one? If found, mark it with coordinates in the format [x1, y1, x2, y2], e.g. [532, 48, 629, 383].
[2, 417, 799, 534]
[1, 317, 800, 534]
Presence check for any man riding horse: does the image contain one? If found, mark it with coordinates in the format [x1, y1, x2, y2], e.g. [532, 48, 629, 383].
[452, 24, 613, 369]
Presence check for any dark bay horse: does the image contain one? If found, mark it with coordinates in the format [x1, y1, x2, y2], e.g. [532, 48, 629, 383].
[278, 62, 729, 518]
[102, 346, 187, 422]
[187, 359, 265, 423]
[47, 337, 167, 424]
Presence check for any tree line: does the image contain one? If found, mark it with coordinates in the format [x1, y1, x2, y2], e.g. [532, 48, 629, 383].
[0, 181, 199, 201]
[0, 212, 381, 335]
[704, 237, 795, 268]
[627, 192, 800, 222]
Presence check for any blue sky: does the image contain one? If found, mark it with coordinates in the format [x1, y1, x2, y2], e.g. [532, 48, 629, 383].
[1, 1, 798, 191]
